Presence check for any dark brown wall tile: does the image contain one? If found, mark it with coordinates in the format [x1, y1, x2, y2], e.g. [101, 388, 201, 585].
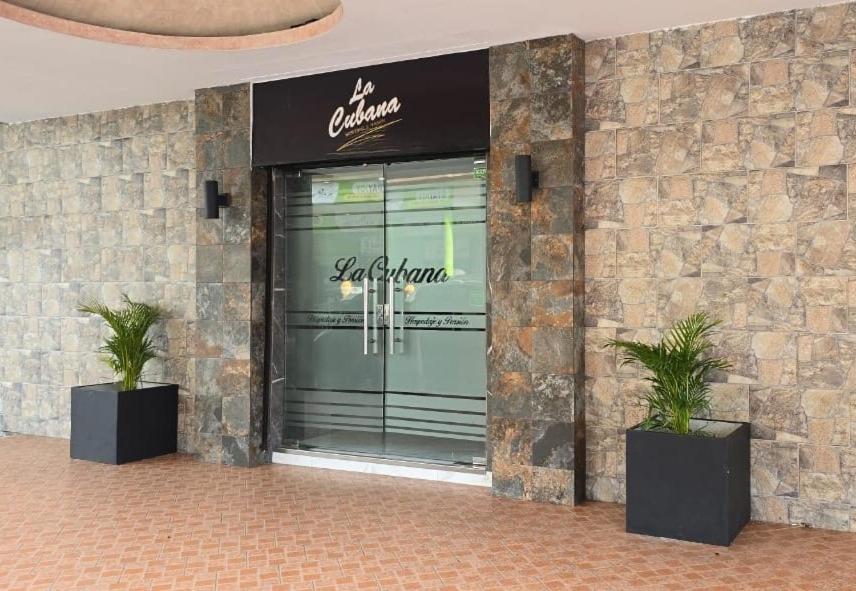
[489, 36, 585, 505]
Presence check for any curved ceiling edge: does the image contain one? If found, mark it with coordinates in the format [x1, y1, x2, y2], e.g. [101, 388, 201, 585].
[0, 2, 343, 50]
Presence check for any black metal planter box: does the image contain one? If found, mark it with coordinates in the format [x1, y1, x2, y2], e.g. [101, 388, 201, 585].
[626, 420, 750, 546]
[70, 382, 178, 465]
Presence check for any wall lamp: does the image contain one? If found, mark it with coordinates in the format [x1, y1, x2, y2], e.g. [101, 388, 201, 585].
[204, 180, 230, 219]
[515, 154, 539, 203]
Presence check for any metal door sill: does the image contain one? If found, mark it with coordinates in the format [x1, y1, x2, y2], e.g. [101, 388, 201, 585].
[271, 448, 491, 487]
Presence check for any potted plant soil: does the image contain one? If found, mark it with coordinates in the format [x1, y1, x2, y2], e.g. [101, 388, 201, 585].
[608, 313, 749, 546]
[70, 296, 178, 464]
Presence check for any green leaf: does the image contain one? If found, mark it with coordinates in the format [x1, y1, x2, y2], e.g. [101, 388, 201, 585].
[605, 312, 731, 435]
[78, 295, 162, 390]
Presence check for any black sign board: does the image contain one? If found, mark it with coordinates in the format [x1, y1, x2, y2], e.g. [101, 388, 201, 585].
[252, 50, 489, 166]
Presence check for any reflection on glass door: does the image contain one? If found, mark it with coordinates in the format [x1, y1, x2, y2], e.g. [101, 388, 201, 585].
[283, 164, 386, 458]
[382, 159, 487, 463]
[281, 156, 487, 465]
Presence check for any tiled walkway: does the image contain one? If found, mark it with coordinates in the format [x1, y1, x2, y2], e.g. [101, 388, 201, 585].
[1, 437, 855, 590]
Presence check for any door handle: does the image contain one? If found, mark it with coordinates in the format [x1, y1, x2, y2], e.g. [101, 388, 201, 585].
[363, 277, 369, 355]
[372, 278, 379, 354]
[398, 284, 405, 353]
[388, 278, 395, 355]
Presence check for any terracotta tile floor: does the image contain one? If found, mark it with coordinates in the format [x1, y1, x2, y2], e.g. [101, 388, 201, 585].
[1, 436, 856, 591]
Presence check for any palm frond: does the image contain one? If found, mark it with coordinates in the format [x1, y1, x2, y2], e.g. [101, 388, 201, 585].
[78, 295, 162, 391]
[605, 312, 731, 435]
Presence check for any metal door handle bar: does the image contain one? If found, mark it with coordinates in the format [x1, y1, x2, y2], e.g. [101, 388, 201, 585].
[372, 278, 378, 354]
[363, 278, 369, 355]
[388, 278, 395, 355]
[398, 285, 405, 353]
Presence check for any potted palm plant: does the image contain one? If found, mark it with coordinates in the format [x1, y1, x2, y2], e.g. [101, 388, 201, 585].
[70, 296, 178, 464]
[608, 312, 749, 546]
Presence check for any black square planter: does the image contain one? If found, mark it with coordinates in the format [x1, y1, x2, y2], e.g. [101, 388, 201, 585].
[70, 382, 178, 465]
[626, 420, 750, 546]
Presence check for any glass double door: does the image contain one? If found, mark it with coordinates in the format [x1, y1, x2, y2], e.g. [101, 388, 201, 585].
[282, 156, 487, 466]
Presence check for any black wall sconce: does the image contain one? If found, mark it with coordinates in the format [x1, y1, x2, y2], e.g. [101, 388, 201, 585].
[515, 154, 539, 203]
[204, 180, 230, 219]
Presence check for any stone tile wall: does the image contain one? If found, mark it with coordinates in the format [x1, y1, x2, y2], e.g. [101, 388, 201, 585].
[584, 3, 856, 530]
[487, 35, 586, 504]
[0, 85, 266, 467]
[193, 84, 266, 466]
[0, 102, 197, 441]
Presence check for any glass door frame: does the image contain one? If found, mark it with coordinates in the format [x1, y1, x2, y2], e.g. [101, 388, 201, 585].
[266, 151, 489, 467]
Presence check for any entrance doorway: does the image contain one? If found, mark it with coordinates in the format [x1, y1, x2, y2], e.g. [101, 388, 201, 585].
[278, 155, 487, 466]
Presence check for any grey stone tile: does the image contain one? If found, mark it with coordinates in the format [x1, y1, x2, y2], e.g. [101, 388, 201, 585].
[196, 245, 223, 283]
[532, 421, 575, 469]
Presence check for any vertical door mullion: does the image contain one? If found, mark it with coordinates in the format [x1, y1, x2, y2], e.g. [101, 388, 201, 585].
[381, 163, 389, 454]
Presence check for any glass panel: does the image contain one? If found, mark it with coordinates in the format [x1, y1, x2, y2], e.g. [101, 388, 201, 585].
[278, 156, 488, 466]
[283, 164, 386, 457]
[382, 156, 487, 464]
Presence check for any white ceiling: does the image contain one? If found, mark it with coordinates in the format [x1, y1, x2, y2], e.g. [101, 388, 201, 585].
[0, 0, 833, 123]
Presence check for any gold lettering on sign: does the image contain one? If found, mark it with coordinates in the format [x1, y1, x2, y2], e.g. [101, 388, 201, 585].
[328, 78, 403, 152]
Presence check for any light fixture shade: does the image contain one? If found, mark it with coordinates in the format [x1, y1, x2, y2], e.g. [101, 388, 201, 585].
[515, 154, 534, 203]
[205, 180, 228, 219]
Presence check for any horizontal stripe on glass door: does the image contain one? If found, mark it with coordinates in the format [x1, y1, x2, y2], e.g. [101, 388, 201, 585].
[285, 387, 485, 441]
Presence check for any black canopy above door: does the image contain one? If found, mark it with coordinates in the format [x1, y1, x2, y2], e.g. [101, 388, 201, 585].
[252, 50, 489, 167]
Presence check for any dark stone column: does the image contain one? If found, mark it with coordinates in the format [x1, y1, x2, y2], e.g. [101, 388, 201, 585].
[487, 35, 586, 504]
[192, 83, 266, 466]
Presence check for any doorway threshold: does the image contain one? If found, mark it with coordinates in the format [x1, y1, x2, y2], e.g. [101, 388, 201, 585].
[271, 448, 491, 487]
